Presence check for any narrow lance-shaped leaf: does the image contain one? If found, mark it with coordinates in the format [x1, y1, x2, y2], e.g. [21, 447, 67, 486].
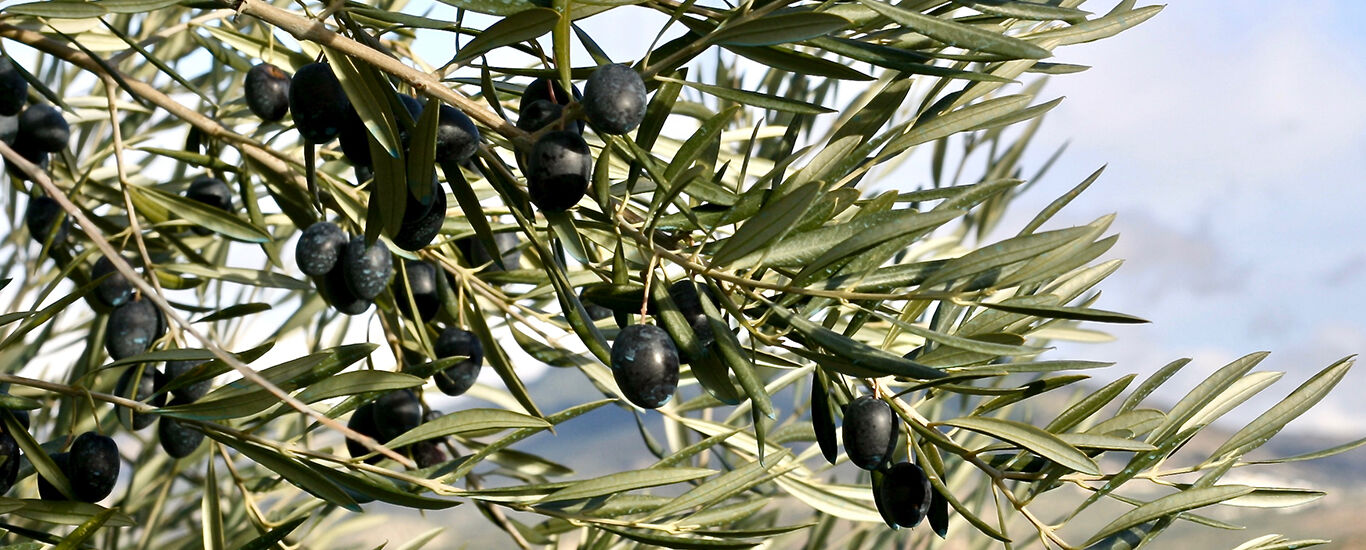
[454, 8, 559, 62]
[712, 180, 823, 267]
[1208, 356, 1354, 461]
[382, 409, 550, 450]
[762, 298, 946, 380]
[710, 13, 849, 47]
[938, 416, 1101, 475]
[1084, 486, 1255, 546]
[201, 453, 225, 550]
[536, 467, 716, 504]
[856, 0, 1052, 59]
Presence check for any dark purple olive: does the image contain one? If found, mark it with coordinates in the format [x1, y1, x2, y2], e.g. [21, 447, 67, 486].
[609, 324, 679, 409]
[526, 131, 591, 213]
[17, 104, 68, 152]
[843, 395, 898, 471]
[433, 327, 483, 396]
[6, 142, 47, 182]
[158, 396, 205, 459]
[519, 77, 584, 134]
[408, 439, 446, 468]
[337, 109, 371, 167]
[37, 451, 69, 501]
[877, 461, 933, 529]
[187, 175, 233, 212]
[0, 57, 28, 117]
[296, 221, 347, 276]
[92, 255, 136, 308]
[25, 195, 68, 245]
[289, 62, 350, 143]
[315, 245, 372, 316]
[115, 365, 166, 431]
[517, 99, 565, 133]
[393, 260, 440, 322]
[454, 231, 520, 272]
[346, 401, 383, 464]
[666, 280, 716, 362]
[165, 358, 213, 402]
[435, 104, 480, 163]
[371, 389, 422, 442]
[68, 432, 120, 503]
[392, 178, 446, 252]
[582, 63, 647, 135]
[105, 297, 165, 360]
[581, 288, 613, 321]
[185, 175, 234, 234]
[341, 236, 393, 300]
[244, 62, 291, 122]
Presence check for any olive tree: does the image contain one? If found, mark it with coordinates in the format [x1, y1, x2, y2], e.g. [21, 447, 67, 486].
[0, 0, 1352, 548]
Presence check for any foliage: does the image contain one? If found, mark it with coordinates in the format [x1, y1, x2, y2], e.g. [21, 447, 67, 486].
[0, 0, 1354, 548]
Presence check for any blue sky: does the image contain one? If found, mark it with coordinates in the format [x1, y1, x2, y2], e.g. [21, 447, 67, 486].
[1006, 1, 1366, 436]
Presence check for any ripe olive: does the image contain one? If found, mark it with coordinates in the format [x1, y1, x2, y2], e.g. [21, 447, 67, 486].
[68, 432, 120, 503]
[17, 104, 69, 153]
[393, 260, 440, 322]
[433, 327, 483, 396]
[877, 461, 933, 529]
[25, 195, 69, 245]
[517, 99, 565, 133]
[371, 389, 422, 443]
[186, 175, 234, 212]
[115, 365, 166, 431]
[455, 231, 521, 272]
[105, 297, 165, 360]
[0, 57, 28, 117]
[36, 451, 69, 501]
[526, 131, 591, 213]
[610, 324, 679, 409]
[6, 142, 48, 182]
[165, 358, 213, 402]
[296, 221, 347, 276]
[666, 280, 716, 362]
[341, 235, 393, 300]
[843, 395, 897, 471]
[315, 250, 372, 316]
[288, 62, 350, 143]
[582, 64, 647, 135]
[346, 401, 383, 464]
[519, 77, 584, 134]
[158, 397, 205, 459]
[244, 62, 291, 122]
[92, 255, 136, 308]
[392, 178, 446, 252]
[435, 104, 480, 164]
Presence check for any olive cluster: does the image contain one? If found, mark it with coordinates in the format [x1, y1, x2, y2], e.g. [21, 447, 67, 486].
[344, 389, 447, 469]
[0, 57, 68, 185]
[519, 64, 648, 213]
[0, 412, 126, 505]
[3, 51, 656, 499]
[0, 52, 216, 502]
[833, 395, 951, 533]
